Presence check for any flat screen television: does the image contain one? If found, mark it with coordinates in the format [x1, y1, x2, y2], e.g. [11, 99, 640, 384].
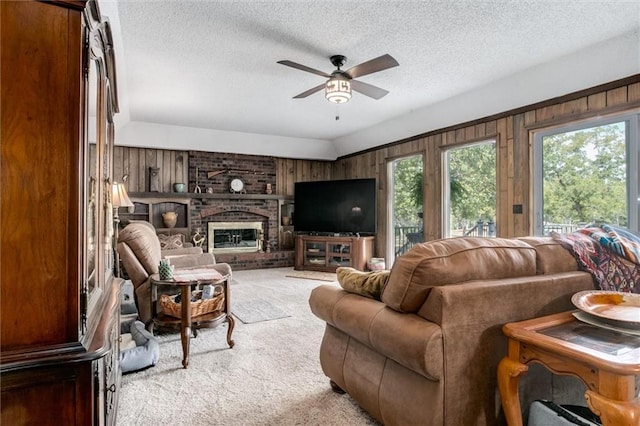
[294, 178, 376, 235]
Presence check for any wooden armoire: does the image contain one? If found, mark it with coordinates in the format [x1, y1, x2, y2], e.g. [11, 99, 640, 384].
[1, 1, 123, 424]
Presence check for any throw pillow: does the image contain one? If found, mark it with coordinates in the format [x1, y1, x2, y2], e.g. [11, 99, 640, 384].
[158, 233, 184, 250]
[336, 267, 390, 300]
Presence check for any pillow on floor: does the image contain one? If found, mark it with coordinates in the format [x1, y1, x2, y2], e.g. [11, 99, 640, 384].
[336, 267, 390, 300]
[120, 320, 160, 374]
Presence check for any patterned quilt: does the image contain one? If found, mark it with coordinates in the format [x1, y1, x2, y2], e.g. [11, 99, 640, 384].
[551, 224, 640, 293]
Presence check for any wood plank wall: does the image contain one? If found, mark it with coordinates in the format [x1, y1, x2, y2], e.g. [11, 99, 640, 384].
[113, 147, 332, 196]
[333, 76, 640, 258]
[112, 147, 189, 193]
[112, 76, 640, 261]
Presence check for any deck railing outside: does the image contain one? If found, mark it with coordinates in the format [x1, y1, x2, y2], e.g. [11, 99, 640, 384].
[393, 222, 583, 257]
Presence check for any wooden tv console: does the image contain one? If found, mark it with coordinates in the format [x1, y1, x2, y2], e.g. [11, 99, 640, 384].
[294, 235, 375, 272]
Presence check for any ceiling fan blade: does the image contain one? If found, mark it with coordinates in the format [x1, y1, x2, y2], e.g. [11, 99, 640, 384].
[344, 54, 399, 79]
[292, 83, 325, 99]
[350, 80, 389, 100]
[277, 60, 331, 78]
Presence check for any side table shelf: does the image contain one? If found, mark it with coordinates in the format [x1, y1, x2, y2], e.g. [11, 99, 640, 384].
[149, 272, 234, 368]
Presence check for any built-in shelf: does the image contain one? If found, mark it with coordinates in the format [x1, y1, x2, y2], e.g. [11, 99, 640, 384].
[128, 192, 293, 201]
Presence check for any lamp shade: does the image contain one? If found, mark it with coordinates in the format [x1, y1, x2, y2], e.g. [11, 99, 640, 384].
[112, 182, 133, 208]
[325, 78, 351, 103]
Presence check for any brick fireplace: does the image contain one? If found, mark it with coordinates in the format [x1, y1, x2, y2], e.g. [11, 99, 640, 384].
[185, 151, 295, 270]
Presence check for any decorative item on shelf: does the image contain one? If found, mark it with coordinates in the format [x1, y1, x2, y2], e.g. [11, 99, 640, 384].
[265, 183, 272, 194]
[111, 182, 134, 277]
[230, 177, 245, 193]
[264, 239, 271, 253]
[162, 211, 178, 228]
[149, 167, 160, 192]
[192, 228, 205, 247]
[194, 167, 202, 193]
[206, 186, 214, 194]
[173, 182, 186, 193]
[367, 257, 386, 271]
[158, 259, 174, 280]
[282, 216, 291, 226]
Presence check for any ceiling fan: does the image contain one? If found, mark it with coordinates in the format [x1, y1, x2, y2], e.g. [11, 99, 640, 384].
[277, 54, 399, 104]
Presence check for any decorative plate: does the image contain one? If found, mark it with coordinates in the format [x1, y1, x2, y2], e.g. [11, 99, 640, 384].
[571, 290, 640, 328]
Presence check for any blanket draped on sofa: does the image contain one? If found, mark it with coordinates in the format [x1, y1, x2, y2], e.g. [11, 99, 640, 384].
[551, 224, 640, 293]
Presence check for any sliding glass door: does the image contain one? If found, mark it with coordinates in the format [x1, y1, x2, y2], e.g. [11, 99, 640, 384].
[387, 154, 423, 266]
[533, 112, 640, 235]
[442, 140, 496, 237]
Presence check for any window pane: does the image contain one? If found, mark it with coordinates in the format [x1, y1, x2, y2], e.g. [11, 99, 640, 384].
[541, 122, 627, 234]
[389, 154, 423, 261]
[445, 141, 496, 237]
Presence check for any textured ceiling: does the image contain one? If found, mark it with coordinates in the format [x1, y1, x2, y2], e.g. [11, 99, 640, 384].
[102, 0, 640, 158]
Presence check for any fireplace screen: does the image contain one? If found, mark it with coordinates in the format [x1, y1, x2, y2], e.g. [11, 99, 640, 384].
[208, 221, 262, 253]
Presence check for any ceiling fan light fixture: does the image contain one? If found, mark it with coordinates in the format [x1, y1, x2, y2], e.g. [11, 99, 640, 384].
[325, 78, 351, 104]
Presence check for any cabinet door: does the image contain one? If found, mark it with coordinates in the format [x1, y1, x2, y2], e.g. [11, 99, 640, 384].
[328, 241, 351, 268]
[304, 239, 326, 267]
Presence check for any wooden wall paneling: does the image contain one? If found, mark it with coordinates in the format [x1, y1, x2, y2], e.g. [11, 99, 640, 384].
[559, 97, 588, 116]
[113, 146, 124, 184]
[587, 92, 607, 110]
[475, 123, 487, 139]
[175, 150, 187, 184]
[512, 114, 529, 236]
[496, 117, 511, 237]
[465, 125, 475, 141]
[162, 150, 172, 192]
[127, 147, 139, 190]
[285, 159, 295, 195]
[629, 83, 640, 102]
[426, 134, 441, 241]
[607, 87, 628, 107]
[146, 148, 157, 192]
[138, 148, 147, 192]
[375, 151, 387, 258]
[485, 120, 497, 136]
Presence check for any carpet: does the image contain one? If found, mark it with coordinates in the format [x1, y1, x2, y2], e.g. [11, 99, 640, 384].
[285, 270, 337, 282]
[117, 267, 378, 426]
[232, 298, 291, 324]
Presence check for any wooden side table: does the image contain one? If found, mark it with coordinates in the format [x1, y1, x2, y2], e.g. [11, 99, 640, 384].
[498, 311, 640, 426]
[149, 272, 235, 368]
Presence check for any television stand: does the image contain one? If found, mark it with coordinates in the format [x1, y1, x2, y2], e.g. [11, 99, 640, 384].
[294, 235, 375, 272]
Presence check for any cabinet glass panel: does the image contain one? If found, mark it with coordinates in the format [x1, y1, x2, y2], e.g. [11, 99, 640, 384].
[328, 243, 351, 267]
[84, 56, 99, 314]
[305, 241, 326, 266]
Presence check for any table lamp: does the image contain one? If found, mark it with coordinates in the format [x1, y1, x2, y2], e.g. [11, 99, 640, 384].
[112, 182, 134, 277]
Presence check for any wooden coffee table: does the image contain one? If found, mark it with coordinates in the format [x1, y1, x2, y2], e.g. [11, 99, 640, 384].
[149, 271, 235, 368]
[498, 311, 640, 426]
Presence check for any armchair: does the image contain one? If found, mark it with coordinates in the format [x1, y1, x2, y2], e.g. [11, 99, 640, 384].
[117, 222, 232, 324]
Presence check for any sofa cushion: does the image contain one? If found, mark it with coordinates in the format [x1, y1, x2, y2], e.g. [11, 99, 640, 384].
[382, 237, 537, 313]
[336, 267, 390, 300]
[517, 236, 578, 274]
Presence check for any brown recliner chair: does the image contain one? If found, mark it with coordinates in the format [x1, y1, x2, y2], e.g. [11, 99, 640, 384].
[117, 222, 232, 324]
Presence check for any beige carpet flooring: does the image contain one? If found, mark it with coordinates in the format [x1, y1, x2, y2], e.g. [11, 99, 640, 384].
[116, 267, 379, 426]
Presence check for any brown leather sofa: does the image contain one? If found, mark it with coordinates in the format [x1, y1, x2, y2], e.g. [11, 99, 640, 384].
[309, 236, 596, 425]
[117, 222, 232, 324]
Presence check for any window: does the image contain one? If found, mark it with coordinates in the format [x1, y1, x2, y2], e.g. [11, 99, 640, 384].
[387, 154, 423, 265]
[533, 113, 640, 235]
[443, 140, 496, 237]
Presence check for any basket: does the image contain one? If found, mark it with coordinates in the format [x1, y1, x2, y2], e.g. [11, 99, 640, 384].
[159, 287, 224, 318]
